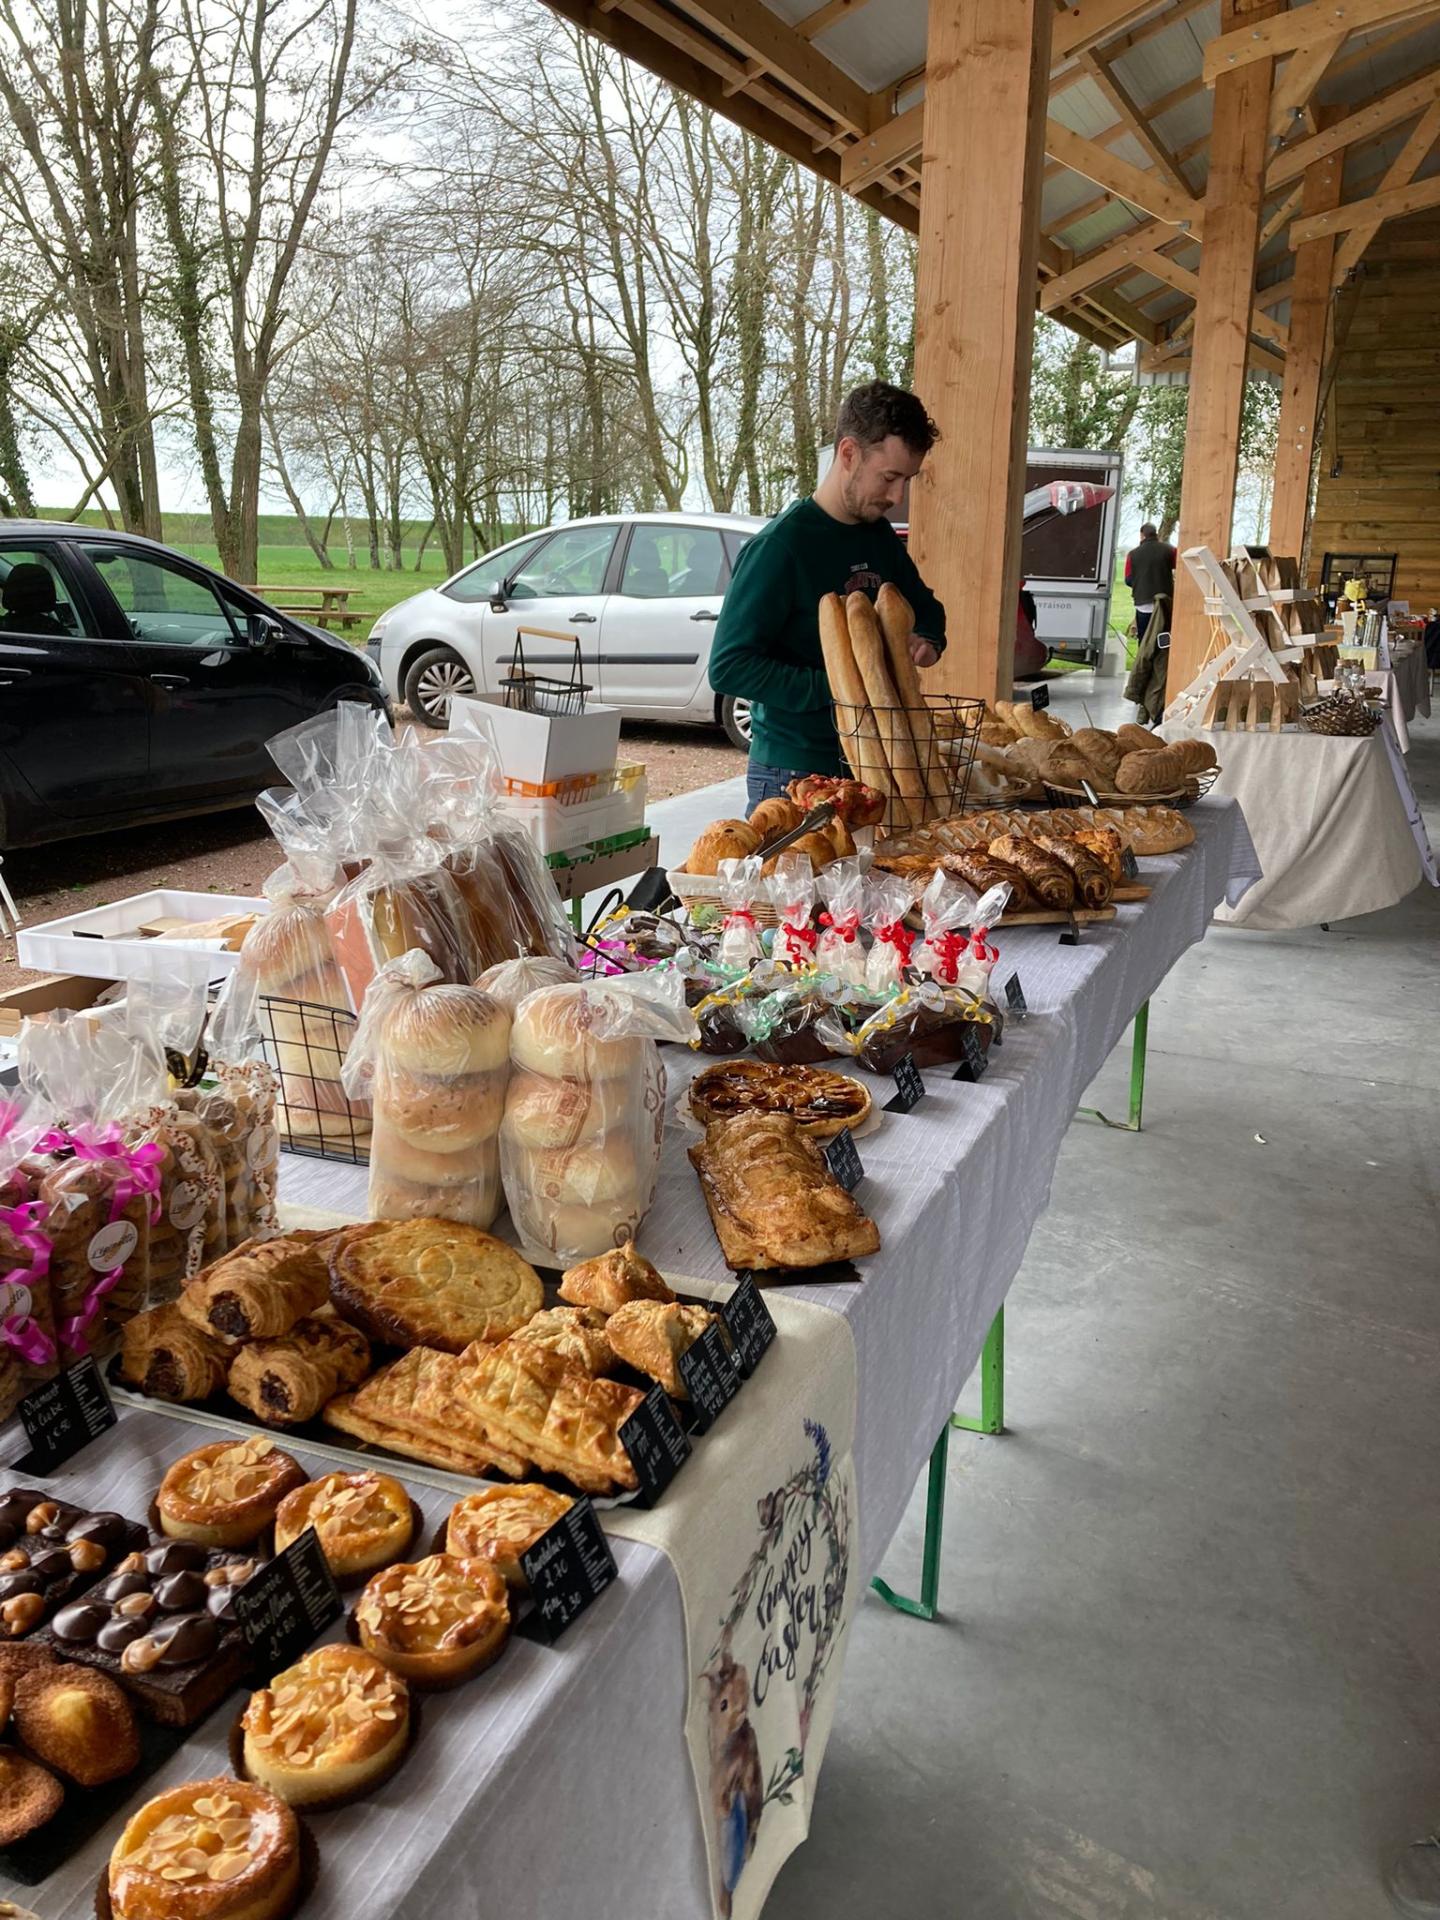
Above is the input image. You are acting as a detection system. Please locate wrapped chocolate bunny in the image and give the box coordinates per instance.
[863,872,919,996]
[766,853,819,970]
[815,859,868,988]
[717,856,765,970]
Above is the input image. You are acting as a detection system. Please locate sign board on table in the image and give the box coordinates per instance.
[822,1127,864,1191]
[519,1497,618,1641]
[721,1273,777,1377]
[884,1052,926,1113]
[17,1358,116,1472]
[234,1527,343,1675]
[677,1321,742,1431]
[620,1385,692,1506]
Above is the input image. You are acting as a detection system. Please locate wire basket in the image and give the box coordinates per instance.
[1300,693,1382,737]
[498,627,593,716]
[257,995,371,1165]
[1042,765,1220,811]
[832,694,984,832]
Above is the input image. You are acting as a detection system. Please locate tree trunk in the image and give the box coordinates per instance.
[263,401,334,567]
[0,326,34,516]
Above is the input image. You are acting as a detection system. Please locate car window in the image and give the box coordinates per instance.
[620,525,727,599]
[0,547,85,639]
[509,525,617,601]
[445,535,548,604]
[86,547,242,648]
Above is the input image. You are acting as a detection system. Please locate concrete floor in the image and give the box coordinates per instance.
[763,666,1440,1919]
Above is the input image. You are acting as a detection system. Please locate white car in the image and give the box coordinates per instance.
[367,511,766,748]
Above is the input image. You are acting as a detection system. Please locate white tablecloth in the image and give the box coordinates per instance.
[2,801,1258,1920]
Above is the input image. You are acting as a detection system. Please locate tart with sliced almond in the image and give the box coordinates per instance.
[445,1486,574,1591]
[272,1472,415,1582]
[241,1643,409,1808]
[106,1776,302,1920]
[156,1438,307,1548]
[353,1553,509,1688]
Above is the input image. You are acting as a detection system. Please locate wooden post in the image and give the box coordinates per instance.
[1269,112,1342,560]
[907,0,1053,702]
[1168,0,1283,697]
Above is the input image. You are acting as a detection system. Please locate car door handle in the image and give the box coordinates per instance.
[149,673,189,689]
[568,612,597,623]
[690,610,718,622]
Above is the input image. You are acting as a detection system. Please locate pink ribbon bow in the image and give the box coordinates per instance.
[0,1200,57,1368]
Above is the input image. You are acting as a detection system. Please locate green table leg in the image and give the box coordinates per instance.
[569,896,584,934]
[1078,997,1149,1133]
[952,1307,1004,1435]
[871,1424,948,1621]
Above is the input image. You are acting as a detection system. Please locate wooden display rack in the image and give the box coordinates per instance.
[1169,546,1331,732]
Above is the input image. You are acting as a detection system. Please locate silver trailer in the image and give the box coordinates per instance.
[1022,447,1124,668]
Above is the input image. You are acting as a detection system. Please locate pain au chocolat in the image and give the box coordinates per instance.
[242,1643,409,1808]
[107,1776,302,1920]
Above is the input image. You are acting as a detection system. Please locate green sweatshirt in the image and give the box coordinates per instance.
[708,497,947,775]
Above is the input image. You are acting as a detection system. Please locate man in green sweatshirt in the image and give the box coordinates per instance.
[708,380,948,815]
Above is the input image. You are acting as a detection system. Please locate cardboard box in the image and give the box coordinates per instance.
[450,692,621,785]
[0,974,119,1039]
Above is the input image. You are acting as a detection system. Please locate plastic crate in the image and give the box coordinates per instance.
[500,773,647,855]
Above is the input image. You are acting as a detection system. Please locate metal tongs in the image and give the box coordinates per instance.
[751,801,836,864]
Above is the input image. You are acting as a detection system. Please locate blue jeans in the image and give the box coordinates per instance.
[745,761,803,816]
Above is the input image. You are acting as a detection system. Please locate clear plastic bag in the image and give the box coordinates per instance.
[766,853,818,971]
[863,873,919,996]
[474,955,580,1020]
[717,856,765,971]
[123,981,225,1302]
[187,968,283,1245]
[344,949,512,1230]
[815,858,868,987]
[501,971,696,1262]
[0,1093,59,1418]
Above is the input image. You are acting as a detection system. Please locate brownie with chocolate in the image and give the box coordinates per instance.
[39,1538,265,1728]
[0,1490,148,1641]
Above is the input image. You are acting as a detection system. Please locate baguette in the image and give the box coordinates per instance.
[818,592,892,804]
[876,584,950,812]
[846,591,926,828]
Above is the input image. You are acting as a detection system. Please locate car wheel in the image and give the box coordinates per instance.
[404,648,476,728]
[719,696,752,752]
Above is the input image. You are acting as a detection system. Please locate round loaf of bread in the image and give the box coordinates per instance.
[501,1070,607,1151]
[528,1140,638,1206]
[683,818,762,876]
[379,984,510,1076]
[509,986,647,1080]
[367,1162,502,1230]
[239,907,345,1001]
[473,955,578,1020]
[369,1119,491,1189]
[373,1062,506,1152]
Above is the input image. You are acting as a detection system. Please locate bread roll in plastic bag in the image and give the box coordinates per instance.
[344,949,511,1229]
[474,955,579,1021]
[501,970,697,1263]
[122,980,225,1302]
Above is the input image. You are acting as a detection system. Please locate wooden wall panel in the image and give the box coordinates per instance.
[1308,211,1440,611]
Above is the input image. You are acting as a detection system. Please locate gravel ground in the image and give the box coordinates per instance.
[0,717,744,996]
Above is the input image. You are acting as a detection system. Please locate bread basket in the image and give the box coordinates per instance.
[1042,766,1219,811]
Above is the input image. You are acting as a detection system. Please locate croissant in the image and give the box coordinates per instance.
[986,835,1076,909]
[227,1314,371,1426]
[941,852,1034,906]
[1028,830,1114,909]
[117,1303,232,1402]
[178,1232,336,1340]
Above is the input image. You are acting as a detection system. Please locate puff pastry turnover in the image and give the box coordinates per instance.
[688,1112,881,1270]
[604,1299,718,1400]
[323,1348,530,1480]
[506,1305,615,1377]
[451,1342,642,1496]
[329,1218,542,1351]
[558,1239,675,1316]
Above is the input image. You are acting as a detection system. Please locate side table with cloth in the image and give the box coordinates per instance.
[0,804,1258,1920]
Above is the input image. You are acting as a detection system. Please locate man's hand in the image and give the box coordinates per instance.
[909,637,939,670]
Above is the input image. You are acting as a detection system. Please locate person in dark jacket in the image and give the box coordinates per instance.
[1124,525,1177,644]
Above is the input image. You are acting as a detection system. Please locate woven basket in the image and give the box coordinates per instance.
[1300,694,1381,737]
[1042,766,1218,811]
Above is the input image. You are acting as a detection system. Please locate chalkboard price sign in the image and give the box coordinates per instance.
[520,1497,617,1642]
[822,1126,864,1191]
[17,1358,117,1473]
[1121,846,1140,881]
[1030,683,1051,711]
[233,1528,342,1675]
[1004,973,1028,1020]
[619,1385,692,1507]
[952,1022,990,1083]
[677,1321,741,1431]
[721,1272,777,1377]
[884,1051,925,1113]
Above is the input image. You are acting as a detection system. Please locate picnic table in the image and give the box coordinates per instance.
[253,582,365,631]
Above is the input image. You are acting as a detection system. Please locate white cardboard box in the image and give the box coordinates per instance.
[450,692,621,785]
[16,889,267,986]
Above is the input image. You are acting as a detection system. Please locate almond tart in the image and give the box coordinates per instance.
[107,1776,301,1920]
[241,1644,409,1808]
[273,1472,415,1581]
[445,1485,574,1591]
[688,1058,873,1139]
[157,1437,307,1548]
[354,1553,509,1687]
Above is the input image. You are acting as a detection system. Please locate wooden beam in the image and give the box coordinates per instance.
[663,0,875,133]
[1292,168,1440,243]
[1140,340,1287,375]
[794,0,878,41]
[1078,48,1192,193]
[1038,216,1178,308]
[1256,273,1295,307]
[910,0,1054,703]
[1267,34,1347,143]
[1331,97,1440,273]
[1258,183,1302,245]
[840,100,923,193]
[1268,65,1440,187]
[1134,248,1290,347]
[1045,118,1203,229]
[1204,0,1440,87]
[1053,0,1173,64]
[1082,283,1163,343]
[1270,122,1342,555]
[1172,0,1284,693]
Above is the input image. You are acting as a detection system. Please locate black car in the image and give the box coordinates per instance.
[0,523,389,849]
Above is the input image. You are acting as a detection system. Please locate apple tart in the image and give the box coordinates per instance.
[107,1776,301,1920]
[445,1485,574,1590]
[156,1437,307,1548]
[688,1059,872,1139]
[273,1471,414,1580]
[241,1644,409,1807]
[354,1553,509,1686]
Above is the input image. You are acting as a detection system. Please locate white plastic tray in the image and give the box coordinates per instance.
[16,889,267,985]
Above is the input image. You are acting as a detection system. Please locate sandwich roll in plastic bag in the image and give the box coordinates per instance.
[815,858,869,988]
[501,970,697,1263]
[0,1093,59,1419]
[474,954,579,1021]
[18,1015,164,1357]
[344,949,512,1230]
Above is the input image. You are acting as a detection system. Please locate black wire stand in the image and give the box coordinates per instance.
[257,995,370,1165]
[498,627,593,717]
[832,694,984,831]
